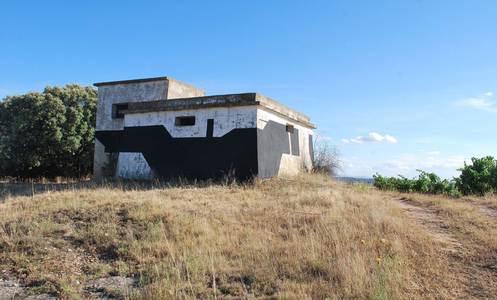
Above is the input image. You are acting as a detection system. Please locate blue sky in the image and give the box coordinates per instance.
[1,0,497,178]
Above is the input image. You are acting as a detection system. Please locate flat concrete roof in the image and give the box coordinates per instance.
[122,93,315,128]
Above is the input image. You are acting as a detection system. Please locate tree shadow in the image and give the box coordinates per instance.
[0,180,89,201]
[0,176,249,202]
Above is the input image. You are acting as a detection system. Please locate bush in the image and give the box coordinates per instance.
[373,156,497,197]
[312,136,341,176]
[373,170,461,197]
[455,156,497,196]
[0,85,97,179]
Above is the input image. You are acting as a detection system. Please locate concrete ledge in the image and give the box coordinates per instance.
[123,93,315,128]
[94,76,170,87]
[255,94,312,127]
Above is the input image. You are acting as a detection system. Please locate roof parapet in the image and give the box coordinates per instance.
[94,76,205,100]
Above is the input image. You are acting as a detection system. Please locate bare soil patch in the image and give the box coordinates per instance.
[395,198,461,252]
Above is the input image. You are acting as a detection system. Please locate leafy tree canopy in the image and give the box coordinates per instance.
[0,85,97,179]
[455,156,497,196]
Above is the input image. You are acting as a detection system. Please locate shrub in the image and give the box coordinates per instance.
[0,85,97,179]
[312,136,340,176]
[455,156,497,196]
[373,170,461,197]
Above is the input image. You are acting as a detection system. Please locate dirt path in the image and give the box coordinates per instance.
[395,198,461,253]
[473,203,497,219]
[393,197,497,299]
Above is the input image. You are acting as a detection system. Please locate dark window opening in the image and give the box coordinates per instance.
[175,116,196,126]
[112,103,128,119]
[286,124,294,133]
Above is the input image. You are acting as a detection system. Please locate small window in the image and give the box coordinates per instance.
[112,103,128,119]
[175,116,196,126]
[286,124,294,133]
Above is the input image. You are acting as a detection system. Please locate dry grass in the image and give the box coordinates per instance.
[0,175,468,299]
[398,192,497,255]
[396,193,497,298]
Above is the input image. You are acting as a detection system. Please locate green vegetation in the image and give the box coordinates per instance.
[373,156,497,197]
[455,156,497,196]
[373,170,460,197]
[0,85,96,179]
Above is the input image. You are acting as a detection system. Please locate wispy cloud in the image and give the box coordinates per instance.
[342,132,397,144]
[457,91,497,112]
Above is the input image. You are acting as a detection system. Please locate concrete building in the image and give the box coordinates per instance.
[93,76,315,180]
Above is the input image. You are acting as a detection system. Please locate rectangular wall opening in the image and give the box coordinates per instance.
[175,116,196,126]
[286,124,294,133]
[112,103,129,119]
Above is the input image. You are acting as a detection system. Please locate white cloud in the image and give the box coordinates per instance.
[342,132,398,144]
[460,98,495,110]
[457,92,497,112]
[383,135,398,143]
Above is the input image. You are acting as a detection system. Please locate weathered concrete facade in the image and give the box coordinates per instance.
[93,76,315,180]
[93,77,205,178]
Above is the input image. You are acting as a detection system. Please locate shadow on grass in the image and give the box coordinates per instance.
[0,176,246,202]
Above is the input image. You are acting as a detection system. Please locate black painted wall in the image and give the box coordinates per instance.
[96,126,258,180]
[96,120,305,181]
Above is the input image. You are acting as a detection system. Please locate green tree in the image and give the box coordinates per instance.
[0,85,97,178]
[455,156,496,196]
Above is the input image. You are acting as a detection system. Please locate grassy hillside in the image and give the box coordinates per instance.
[0,175,496,299]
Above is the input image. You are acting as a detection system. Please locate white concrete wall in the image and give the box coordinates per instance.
[117,153,155,180]
[166,78,205,99]
[124,106,257,138]
[257,108,314,178]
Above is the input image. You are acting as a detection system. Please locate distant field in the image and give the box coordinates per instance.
[0,175,496,299]
[335,176,374,185]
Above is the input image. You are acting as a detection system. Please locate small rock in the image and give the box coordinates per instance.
[86,276,137,299]
[0,279,56,300]
[0,279,23,299]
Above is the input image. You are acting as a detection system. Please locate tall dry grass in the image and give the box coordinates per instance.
[0,175,452,299]
[397,192,497,297]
